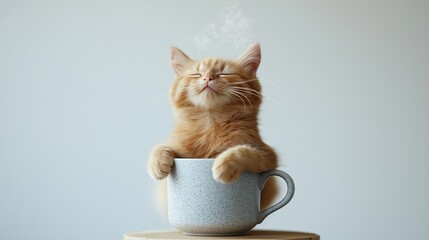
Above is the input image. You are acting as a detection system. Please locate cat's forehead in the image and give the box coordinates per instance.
[195,58,237,72]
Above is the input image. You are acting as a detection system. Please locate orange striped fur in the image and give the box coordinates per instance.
[148,43,278,210]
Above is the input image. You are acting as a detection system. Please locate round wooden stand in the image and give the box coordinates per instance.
[123,230,319,240]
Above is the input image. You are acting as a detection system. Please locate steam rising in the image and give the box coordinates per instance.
[193,2,254,56]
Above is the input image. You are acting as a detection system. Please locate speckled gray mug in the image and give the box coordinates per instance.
[167,158,295,236]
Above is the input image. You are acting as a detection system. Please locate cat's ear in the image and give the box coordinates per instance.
[238,43,261,76]
[171,47,193,76]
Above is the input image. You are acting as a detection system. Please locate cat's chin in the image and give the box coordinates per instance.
[189,92,230,109]
[200,86,217,94]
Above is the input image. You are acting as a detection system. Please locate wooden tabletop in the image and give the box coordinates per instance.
[123,230,319,240]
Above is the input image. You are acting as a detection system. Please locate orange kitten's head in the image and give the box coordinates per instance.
[169,43,262,110]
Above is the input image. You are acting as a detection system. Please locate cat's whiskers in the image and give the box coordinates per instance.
[228,79,260,85]
[229,79,278,104]
[228,78,278,87]
[231,86,278,104]
[217,84,250,111]
[259,77,279,87]
[228,91,249,110]
[231,86,263,99]
[230,89,253,111]
[235,90,263,100]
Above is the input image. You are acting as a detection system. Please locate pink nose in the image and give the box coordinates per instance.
[203,74,214,82]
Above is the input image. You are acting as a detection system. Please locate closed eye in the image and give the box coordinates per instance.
[187,73,202,78]
[217,73,237,77]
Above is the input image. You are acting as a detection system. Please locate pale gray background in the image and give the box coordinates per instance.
[1,0,428,239]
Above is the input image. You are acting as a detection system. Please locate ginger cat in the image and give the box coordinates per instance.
[148,43,279,210]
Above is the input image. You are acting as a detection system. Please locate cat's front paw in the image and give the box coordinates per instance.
[212,149,244,184]
[148,145,174,180]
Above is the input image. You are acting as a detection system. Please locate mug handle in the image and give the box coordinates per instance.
[257,170,295,224]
